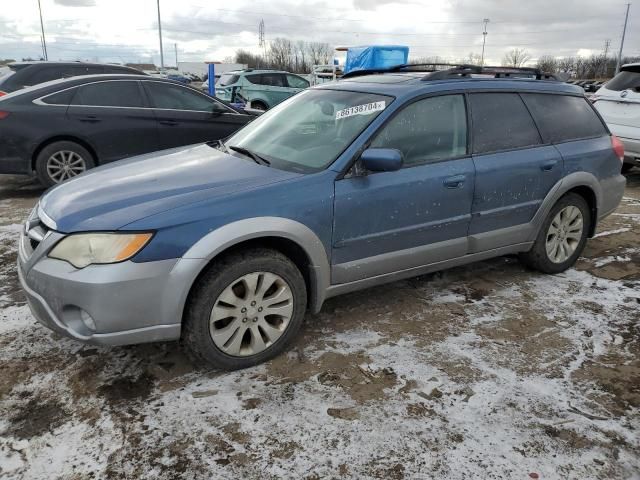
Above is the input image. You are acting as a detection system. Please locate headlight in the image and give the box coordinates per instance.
[49,232,153,268]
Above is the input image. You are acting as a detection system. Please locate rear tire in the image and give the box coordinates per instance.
[35,141,95,188]
[519,193,590,274]
[182,248,307,370]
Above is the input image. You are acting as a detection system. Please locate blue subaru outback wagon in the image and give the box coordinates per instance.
[18,65,626,370]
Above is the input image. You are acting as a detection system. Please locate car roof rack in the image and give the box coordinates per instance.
[341,63,558,81]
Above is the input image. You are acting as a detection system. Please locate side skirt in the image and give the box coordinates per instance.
[325,242,533,299]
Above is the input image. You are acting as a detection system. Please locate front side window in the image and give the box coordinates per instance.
[370,95,467,166]
[286,74,310,89]
[144,82,216,111]
[72,81,144,107]
[522,93,607,143]
[470,93,542,154]
[226,89,392,173]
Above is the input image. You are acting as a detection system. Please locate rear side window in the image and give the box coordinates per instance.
[248,73,286,87]
[470,93,542,154]
[246,74,262,85]
[371,94,467,166]
[72,81,144,107]
[41,88,78,105]
[522,94,607,143]
[604,69,640,92]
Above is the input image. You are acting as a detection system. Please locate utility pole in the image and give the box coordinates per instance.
[258,19,266,67]
[602,39,611,78]
[615,3,631,75]
[480,18,490,66]
[156,0,164,73]
[174,43,178,69]
[37,0,48,61]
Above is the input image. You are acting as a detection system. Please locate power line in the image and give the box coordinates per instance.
[37,0,48,60]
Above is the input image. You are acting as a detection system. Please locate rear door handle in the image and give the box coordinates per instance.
[159,120,179,126]
[541,159,559,171]
[443,174,466,189]
[79,115,100,123]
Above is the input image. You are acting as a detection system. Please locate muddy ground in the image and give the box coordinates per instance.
[0,172,638,479]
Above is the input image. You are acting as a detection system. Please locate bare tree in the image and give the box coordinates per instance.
[536,55,558,73]
[462,52,482,65]
[501,48,531,68]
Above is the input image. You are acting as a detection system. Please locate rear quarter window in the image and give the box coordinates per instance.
[521,93,607,143]
[470,92,542,154]
[41,88,78,105]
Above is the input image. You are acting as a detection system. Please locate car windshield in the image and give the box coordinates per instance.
[225,89,393,173]
[218,73,239,86]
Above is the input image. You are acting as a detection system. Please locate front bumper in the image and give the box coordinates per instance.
[17,224,184,346]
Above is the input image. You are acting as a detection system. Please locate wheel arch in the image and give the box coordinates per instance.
[171,217,331,327]
[31,135,98,171]
[533,172,602,240]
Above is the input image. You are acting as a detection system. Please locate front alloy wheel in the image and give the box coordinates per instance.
[182,248,307,370]
[210,272,294,357]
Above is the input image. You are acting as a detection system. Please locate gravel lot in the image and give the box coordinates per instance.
[0,172,639,479]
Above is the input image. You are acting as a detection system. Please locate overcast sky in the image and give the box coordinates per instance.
[0,0,638,67]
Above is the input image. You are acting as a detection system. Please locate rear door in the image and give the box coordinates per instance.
[66,79,160,163]
[332,94,474,283]
[468,92,563,250]
[142,80,249,149]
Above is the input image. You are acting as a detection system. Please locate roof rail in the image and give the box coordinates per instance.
[423,65,558,81]
[341,63,558,81]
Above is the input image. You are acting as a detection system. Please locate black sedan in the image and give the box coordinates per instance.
[0,75,253,186]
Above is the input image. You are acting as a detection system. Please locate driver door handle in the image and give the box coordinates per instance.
[443,174,466,189]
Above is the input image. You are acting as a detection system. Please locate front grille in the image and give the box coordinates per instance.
[23,207,51,257]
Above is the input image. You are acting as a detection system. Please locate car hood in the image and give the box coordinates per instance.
[39,144,301,232]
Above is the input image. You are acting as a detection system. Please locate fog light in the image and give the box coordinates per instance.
[79,309,97,332]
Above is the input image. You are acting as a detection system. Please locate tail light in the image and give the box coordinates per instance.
[611,135,625,163]
[0,91,6,97]
[0,110,9,120]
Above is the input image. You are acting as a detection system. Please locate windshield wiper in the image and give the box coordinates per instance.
[228,145,271,166]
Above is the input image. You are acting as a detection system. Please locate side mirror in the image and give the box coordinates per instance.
[360,148,403,172]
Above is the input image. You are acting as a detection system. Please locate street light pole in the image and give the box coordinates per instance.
[37,0,48,60]
[156,0,164,72]
[615,3,631,75]
[480,18,490,66]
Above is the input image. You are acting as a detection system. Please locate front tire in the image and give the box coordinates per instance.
[35,141,95,187]
[519,193,590,274]
[182,248,307,370]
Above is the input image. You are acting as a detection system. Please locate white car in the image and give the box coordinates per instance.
[594,63,640,173]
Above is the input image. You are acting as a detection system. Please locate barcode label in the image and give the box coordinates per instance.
[335,101,386,120]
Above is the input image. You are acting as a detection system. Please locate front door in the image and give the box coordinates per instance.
[142,80,249,149]
[332,94,474,284]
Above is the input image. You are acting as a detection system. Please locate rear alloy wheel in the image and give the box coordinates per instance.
[182,248,307,370]
[35,141,95,187]
[519,193,590,274]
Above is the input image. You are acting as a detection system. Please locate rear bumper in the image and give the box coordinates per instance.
[598,173,627,220]
[607,124,640,163]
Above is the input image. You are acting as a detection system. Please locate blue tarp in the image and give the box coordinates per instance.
[343,45,409,74]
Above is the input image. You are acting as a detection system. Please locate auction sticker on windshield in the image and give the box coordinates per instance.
[335,101,386,120]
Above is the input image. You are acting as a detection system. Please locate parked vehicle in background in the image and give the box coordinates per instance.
[0,75,253,186]
[0,61,144,96]
[166,73,192,84]
[17,65,626,370]
[594,63,640,172]
[214,69,310,110]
